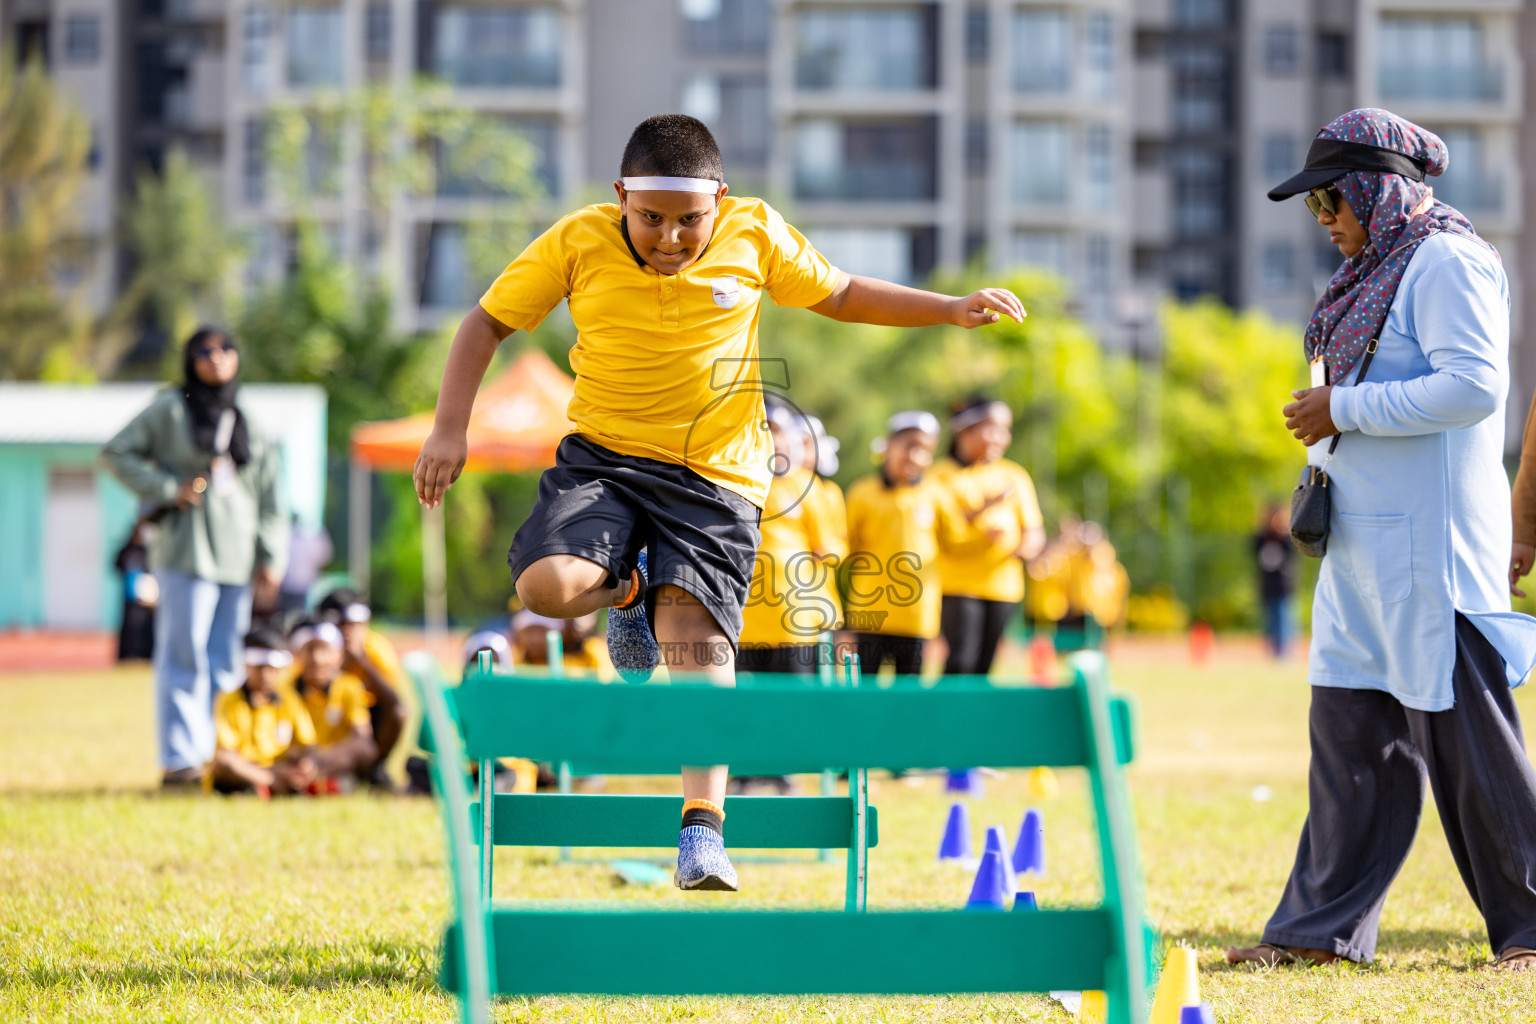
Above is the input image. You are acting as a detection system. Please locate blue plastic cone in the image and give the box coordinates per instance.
[944,768,983,796]
[1013,890,1038,911]
[985,825,1017,895]
[1179,1004,1216,1024]
[1013,807,1045,877]
[964,849,1008,910]
[937,802,973,861]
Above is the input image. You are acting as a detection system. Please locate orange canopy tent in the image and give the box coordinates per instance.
[346,349,575,632]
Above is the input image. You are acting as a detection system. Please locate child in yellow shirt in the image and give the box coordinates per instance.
[318,588,408,790]
[210,628,318,797]
[285,619,377,784]
[411,114,1024,892]
[844,411,945,676]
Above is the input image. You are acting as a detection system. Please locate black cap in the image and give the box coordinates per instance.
[1268,137,1429,201]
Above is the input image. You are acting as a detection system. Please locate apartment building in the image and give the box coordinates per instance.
[3,0,1529,358]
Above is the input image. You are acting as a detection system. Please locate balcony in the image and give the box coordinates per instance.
[424,7,563,90]
[793,119,938,202]
[793,9,937,92]
[1435,173,1504,215]
[1378,62,1504,104]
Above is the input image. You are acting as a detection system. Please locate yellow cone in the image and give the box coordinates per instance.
[1024,766,1060,801]
[1078,990,1107,1022]
[1149,945,1200,1024]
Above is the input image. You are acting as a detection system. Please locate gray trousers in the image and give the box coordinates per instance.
[1263,614,1536,962]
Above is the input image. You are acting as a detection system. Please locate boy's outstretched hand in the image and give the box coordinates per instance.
[953,288,1027,328]
[415,429,468,509]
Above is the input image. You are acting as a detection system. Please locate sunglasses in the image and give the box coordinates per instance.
[1304,184,1343,218]
[192,341,235,360]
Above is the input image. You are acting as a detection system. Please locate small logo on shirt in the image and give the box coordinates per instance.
[710,276,741,309]
[275,722,292,746]
[326,707,342,726]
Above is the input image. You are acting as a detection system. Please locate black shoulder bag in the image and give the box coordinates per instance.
[1289,337,1378,558]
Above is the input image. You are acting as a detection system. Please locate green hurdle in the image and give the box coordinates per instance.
[405,650,1151,1024]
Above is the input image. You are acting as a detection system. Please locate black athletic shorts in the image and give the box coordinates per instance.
[506,435,763,646]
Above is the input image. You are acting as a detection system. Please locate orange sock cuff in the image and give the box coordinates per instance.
[682,798,724,820]
[613,569,642,610]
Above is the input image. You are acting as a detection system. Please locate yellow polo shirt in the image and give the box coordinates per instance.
[215,686,315,767]
[930,457,1043,603]
[844,474,945,639]
[741,469,841,645]
[479,197,842,507]
[290,672,372,747]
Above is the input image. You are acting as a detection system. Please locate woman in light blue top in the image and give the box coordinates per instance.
[1226,109,1536,972]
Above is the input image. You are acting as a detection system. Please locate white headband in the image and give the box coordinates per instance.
[621,176,723,194]
[462,630,511,665]
[342,602,371,623]
[888,410,940,438]
[289,622,343,652]
[948,401,1010,434]
[244,648,293,668]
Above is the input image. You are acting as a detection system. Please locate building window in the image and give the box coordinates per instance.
[966,5,988,62]
[1263,25,1300,75]
[805,228,924,285]
[1085,125,1114,212]
[1262,134,1296,181]
[1009,230,1069,277]
[965,119,988,176]
[287,5,345,88]
[1084,234,1111,318]
[1173,0,1227,29]
[1316,31,1349,79]
[1010,121,1070,205]
[1170,44,1229,131]
[1083,12,1116,101]
[1432,126,1500,214]
[1379,16,1499,103]
[422,223,473,308]
[243,117,266,204]
[425,5,562,88]
[435,116,560,198]
[680,73,768,166]
[1262,242,1295,292]
[1012,9,1071,94]
[366,4,392,62]
[1171,148,1227,238]
[682,0,770,56]
[243,6,273,96]
[63,16,101,65]
[793,118,938,201]
[795,8,936,91]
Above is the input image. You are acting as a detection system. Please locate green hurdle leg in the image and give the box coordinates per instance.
[843,653,868,913]
[475,650,496,908]
[545,631,576,863]
[819,631,836,864]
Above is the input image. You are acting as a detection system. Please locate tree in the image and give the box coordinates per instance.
[0,52,91,380]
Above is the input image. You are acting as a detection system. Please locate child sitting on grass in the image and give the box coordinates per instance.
[285,618,377,788]
[412,113,1023,891]
[209,628,318,797]
[317,589,408,790]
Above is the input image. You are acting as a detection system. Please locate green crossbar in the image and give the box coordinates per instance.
[404,650,1151,1024]
[469,794,878,850]
[441,908,1115,995]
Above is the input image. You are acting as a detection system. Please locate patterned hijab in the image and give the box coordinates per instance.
[1305,108,1495,381]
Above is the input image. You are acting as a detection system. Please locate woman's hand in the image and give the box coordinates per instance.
[1284,386,1338,446]
[1511,542,1535,597]
[950,288,1027,328]
[174,478,206,509]
[414,429,468,509]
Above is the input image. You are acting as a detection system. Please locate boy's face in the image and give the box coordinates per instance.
[885,430,936,485]
[614,184,726,275]
[299,640,342,687]
[245,661,281,696]
[339,620,368,656]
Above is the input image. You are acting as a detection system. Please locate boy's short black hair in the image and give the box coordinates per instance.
[620,114,724,183]
[244,626,286,651]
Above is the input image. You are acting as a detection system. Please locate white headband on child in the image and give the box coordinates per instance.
[342,602,371,623]
[948,401,1010,434]
[462,629,511,666]
[620,176,724,194]
[244,648,293,668]
[888,410,941,438]
[289,621,343,652]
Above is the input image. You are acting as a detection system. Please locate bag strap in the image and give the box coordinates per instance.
[1322,337,1379,459]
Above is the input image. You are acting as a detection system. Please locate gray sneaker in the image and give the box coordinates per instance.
[674,824,739,891]
[607,551,658,682]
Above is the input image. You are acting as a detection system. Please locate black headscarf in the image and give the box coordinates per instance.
[181,326,251,466]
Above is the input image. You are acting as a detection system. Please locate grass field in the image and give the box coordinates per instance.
[3,645,1535,1022]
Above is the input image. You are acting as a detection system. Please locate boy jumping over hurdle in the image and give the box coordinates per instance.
[414,114,1023,892]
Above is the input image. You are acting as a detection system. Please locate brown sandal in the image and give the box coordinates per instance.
[1225,942,1342,967]
[1493,946,1536,971]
